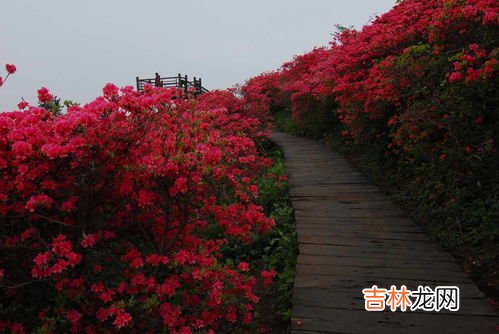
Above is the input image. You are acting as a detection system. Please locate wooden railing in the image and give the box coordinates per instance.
[136,73,209,95]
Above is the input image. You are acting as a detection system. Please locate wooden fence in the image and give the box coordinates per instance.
[136,73,209,95]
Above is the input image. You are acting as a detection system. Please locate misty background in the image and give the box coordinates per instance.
[1,0,395,110]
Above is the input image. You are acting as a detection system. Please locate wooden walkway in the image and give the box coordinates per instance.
[270,132,498,334]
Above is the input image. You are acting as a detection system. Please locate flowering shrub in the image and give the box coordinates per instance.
[0,84,276,333]
[244,0,498,294]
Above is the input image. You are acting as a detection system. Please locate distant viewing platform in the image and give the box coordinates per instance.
[136,73,209,95]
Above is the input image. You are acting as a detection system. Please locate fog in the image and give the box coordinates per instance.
[1,0,396,110]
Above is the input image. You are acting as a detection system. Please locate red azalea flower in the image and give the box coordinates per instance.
[238,262,250,272]
[17,101,29,109]
[37,87,54,103]
[113,312,132,329]
[5,64,16,74]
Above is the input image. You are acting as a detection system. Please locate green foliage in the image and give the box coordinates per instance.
[334,24,354,32]
[39,96,63,116]
[256,142,297,321]
[272,109,300,135]
[273,103,340,140]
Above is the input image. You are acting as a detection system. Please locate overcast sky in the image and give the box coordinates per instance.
[1,0,396,110]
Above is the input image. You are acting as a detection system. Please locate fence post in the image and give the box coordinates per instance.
[178,73,182,90]
[184,75,188,95]
[199,78,202,93]
[136,76,140,91]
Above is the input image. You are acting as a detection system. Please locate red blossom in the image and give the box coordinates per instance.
[61,197,78,212]
[449,71,463,82]
[37,87,54,103]
[102,83,119,99]
[17,101,29,109]
[81,234,98,248]
[261,270,277,287]
[34,252,51,266]
[6,64,16,74]
[20,227,37,241]
[11,323,25,334]
[25,194,54,212]
[66,310,82,326]
[96,308,110,322]
[145,254,169,266]
[51,235,73,256]
[157,277,180,297]
[238,262,250,272]
[113,312,132,329]
[169,176,188,196]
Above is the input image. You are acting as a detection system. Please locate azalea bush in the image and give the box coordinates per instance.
[244,0,498,294]
[0,84,278,333]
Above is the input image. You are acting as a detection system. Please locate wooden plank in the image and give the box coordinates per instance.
[296,252,460,268]
[269,132,498,333]
[295,228,431,241]
[294,209,407,219]
[291,306,497,334]
[292,216,415,223]
[295,221,419,230]
[297,244,452,261]
[293,275,487,299]
[295,264,470,283]
[297,234,437,248]
[295,222,425,232]
[291,288,496,316]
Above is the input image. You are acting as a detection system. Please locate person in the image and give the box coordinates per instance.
[155,72,161,87]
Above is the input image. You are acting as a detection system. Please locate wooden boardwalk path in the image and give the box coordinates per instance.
[270,132,498,334]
